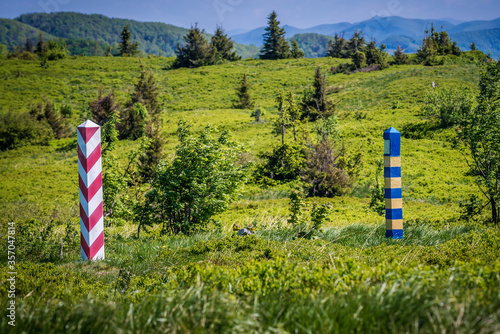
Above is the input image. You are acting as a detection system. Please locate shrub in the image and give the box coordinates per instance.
[139,120,250,235]
[256,143,306,183]
[421,86,475,127]
[0,112,54,151]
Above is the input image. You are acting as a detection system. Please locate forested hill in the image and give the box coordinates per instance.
[0,12,259,58]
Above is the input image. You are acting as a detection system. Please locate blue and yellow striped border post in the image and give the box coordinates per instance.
[384,127,403,239]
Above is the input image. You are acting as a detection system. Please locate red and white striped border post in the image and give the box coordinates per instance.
[77,120,105,260]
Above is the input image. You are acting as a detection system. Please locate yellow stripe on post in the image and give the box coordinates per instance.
[384,156,401,167]
[384,177,402,189]
[386,219,403,230]
[385,198,402,209]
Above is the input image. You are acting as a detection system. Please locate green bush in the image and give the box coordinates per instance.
[0,112,54,151]
[140,120,250,235]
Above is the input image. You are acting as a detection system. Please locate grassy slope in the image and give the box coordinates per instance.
[0,56,479,223]
[0,56,498,333]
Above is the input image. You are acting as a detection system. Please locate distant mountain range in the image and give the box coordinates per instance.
[0,13,498,59]
[230,16,500,58]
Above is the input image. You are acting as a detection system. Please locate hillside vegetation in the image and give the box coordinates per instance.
[0,53,499,332]
[0,12,260,58]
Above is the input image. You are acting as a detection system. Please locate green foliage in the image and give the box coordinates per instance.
[369,160,385,216]
[140,120,249,235]
[0,111,53,151]
[260,11,290,60]
[119,102,149,140]
[173,25,213,68]
[256,143,306,183]
[28,100,68,139]
[455,61,500,224]
[392,45,408,65]
[289,38,305,59]
[328,31,388,73]
[310,202,331,231]
[302,67,335,121]
[417,25,461,65]
[287,187,306,228]
[210,26,240,63]
[118,24,139,57]
[233,73,254,109]
[422,85,475,127]
[138,115,164,182]
[250,107,265,123]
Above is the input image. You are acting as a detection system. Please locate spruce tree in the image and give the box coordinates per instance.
[290,38,305,58]
[260,11,290,60]
[302,67,334,121]
[393,46,408,65]
[233,74,254,109]
[174,25,212,68]
[118,24,139,57]
[131,64,160,115]
[211,26,240,62]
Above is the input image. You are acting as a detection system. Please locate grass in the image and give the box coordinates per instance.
[0,54,498,332]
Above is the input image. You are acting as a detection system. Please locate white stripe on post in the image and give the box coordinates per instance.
[77,120,105,260]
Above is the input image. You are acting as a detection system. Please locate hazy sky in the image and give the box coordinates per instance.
[1,0,499,31]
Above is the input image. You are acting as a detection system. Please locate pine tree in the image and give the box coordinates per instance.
[260,11,290,60]
[138,115,164,182]
[233,74,254,109]
[302,67,334,121]
[326,33,348,58]
[131,63,160,115]
[118,24,139,57]
[393,45,408,65]
[470,42,477,51]
[290,38,305,58]
[35,33,48,57]
[174,25,213,68]
[211,26,240,62]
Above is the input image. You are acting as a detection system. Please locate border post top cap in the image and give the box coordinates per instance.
[78,120,100,128]
[384,127,400,134]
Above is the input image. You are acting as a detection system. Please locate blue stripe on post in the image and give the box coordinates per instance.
[385,188,402,199]
[384,167,401,178]
[385,208,403,220]
[385,230,403,239]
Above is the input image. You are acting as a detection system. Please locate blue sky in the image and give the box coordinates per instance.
[1,0,499,31]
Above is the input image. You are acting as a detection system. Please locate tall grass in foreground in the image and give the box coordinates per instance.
[2,280,499,333]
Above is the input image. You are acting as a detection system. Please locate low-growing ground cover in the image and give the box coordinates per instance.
[0,54,498,332]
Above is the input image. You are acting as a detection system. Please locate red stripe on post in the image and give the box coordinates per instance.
[78,126,99,144]
[78,143,101,173]
[89,232,104,259]
[79,172,102,203]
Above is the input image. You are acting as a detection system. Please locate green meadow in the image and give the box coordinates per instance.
[0,55,499,333]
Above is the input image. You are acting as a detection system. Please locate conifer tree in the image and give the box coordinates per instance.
[35,33,48,57]
[233,74,254,109]
[260,11,290,60]
[211,26,240,62]
[290,38,305,58]
[118,24,139,57]
[174,25,213,68]
[302,67,334,121]
[393,46,408,65]
[131,64,160,115]
[326,33,348,58]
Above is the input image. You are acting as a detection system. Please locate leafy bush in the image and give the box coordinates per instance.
[421,86,475,127]
[0,111,54,151]
[256,143,306,183]
[140,120,250,235]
